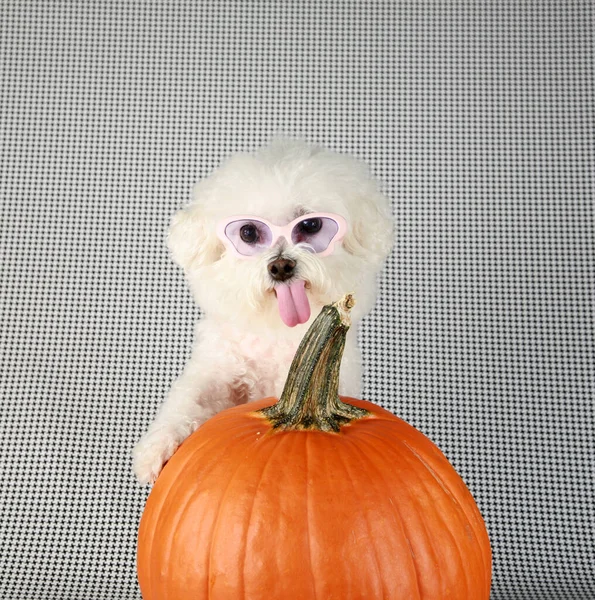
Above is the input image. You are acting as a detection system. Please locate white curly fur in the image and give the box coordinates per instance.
[132,138,393,484]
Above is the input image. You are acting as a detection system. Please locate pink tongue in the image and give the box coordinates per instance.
[275,280,311,327]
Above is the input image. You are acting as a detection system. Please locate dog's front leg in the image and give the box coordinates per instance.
[132,336,244,485]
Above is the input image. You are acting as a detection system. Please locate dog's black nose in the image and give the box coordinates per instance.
[268,258,296,282]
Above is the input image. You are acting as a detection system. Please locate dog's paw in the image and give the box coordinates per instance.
[132,428,180,485]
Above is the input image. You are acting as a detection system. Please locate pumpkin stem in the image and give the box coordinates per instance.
[258,293,369,432]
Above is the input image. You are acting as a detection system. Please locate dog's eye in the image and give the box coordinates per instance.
[240,224,259,244]
[298,218,322,234]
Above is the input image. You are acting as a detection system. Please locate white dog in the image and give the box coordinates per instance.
[132,138,393,484]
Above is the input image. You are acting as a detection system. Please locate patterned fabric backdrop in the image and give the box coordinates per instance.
[1,1,593,598]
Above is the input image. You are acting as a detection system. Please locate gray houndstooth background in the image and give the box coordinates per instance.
[1,1,593,598]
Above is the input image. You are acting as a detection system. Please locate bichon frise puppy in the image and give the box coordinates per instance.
[133,138,393,484]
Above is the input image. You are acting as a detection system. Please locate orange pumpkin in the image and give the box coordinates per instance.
[137,295,492,599]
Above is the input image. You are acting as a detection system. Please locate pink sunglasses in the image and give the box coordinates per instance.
[216,213,347,258]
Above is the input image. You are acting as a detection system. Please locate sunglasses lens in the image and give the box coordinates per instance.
[291,217,340,253]
[224,219,272,256]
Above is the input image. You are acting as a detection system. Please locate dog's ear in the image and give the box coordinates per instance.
[342,187,394,268]
[167,189,222,271]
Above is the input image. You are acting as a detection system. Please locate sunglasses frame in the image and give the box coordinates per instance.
[216,212,348,259]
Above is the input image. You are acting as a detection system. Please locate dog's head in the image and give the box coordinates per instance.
[168,138,393,331]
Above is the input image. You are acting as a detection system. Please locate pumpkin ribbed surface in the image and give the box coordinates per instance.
[137,397,491,599]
